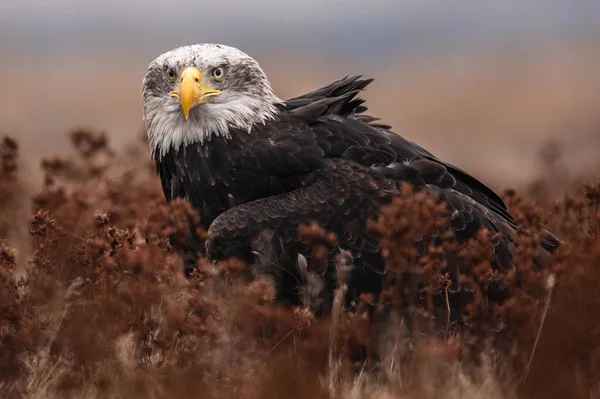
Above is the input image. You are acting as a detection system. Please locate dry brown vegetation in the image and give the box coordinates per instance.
[0,129,599,399]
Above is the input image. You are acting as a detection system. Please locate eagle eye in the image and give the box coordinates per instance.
[212,66,225,81]
[166,68,177,82]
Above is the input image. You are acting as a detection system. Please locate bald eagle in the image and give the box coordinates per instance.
[142,44,558,323]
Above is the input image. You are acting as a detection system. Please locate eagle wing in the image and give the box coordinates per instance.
[204,76,558,280]
[282,76,559,252]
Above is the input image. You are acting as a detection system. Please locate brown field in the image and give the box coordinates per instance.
[1,45,600,398]
[3,45,600,186]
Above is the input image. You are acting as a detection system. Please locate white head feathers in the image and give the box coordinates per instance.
[142,44,282,159]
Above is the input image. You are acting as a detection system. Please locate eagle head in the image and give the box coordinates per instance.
[141,44,281,158]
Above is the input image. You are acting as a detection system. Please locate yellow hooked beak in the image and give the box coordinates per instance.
[169,67,222,120]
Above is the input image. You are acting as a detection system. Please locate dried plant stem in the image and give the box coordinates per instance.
[445,288,451,339]
[523,273,556,382]
[328,283,346,398]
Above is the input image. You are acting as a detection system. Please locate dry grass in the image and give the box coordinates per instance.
[0,129,599,399]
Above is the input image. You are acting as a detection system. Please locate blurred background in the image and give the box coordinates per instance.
[1,0,599,188]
